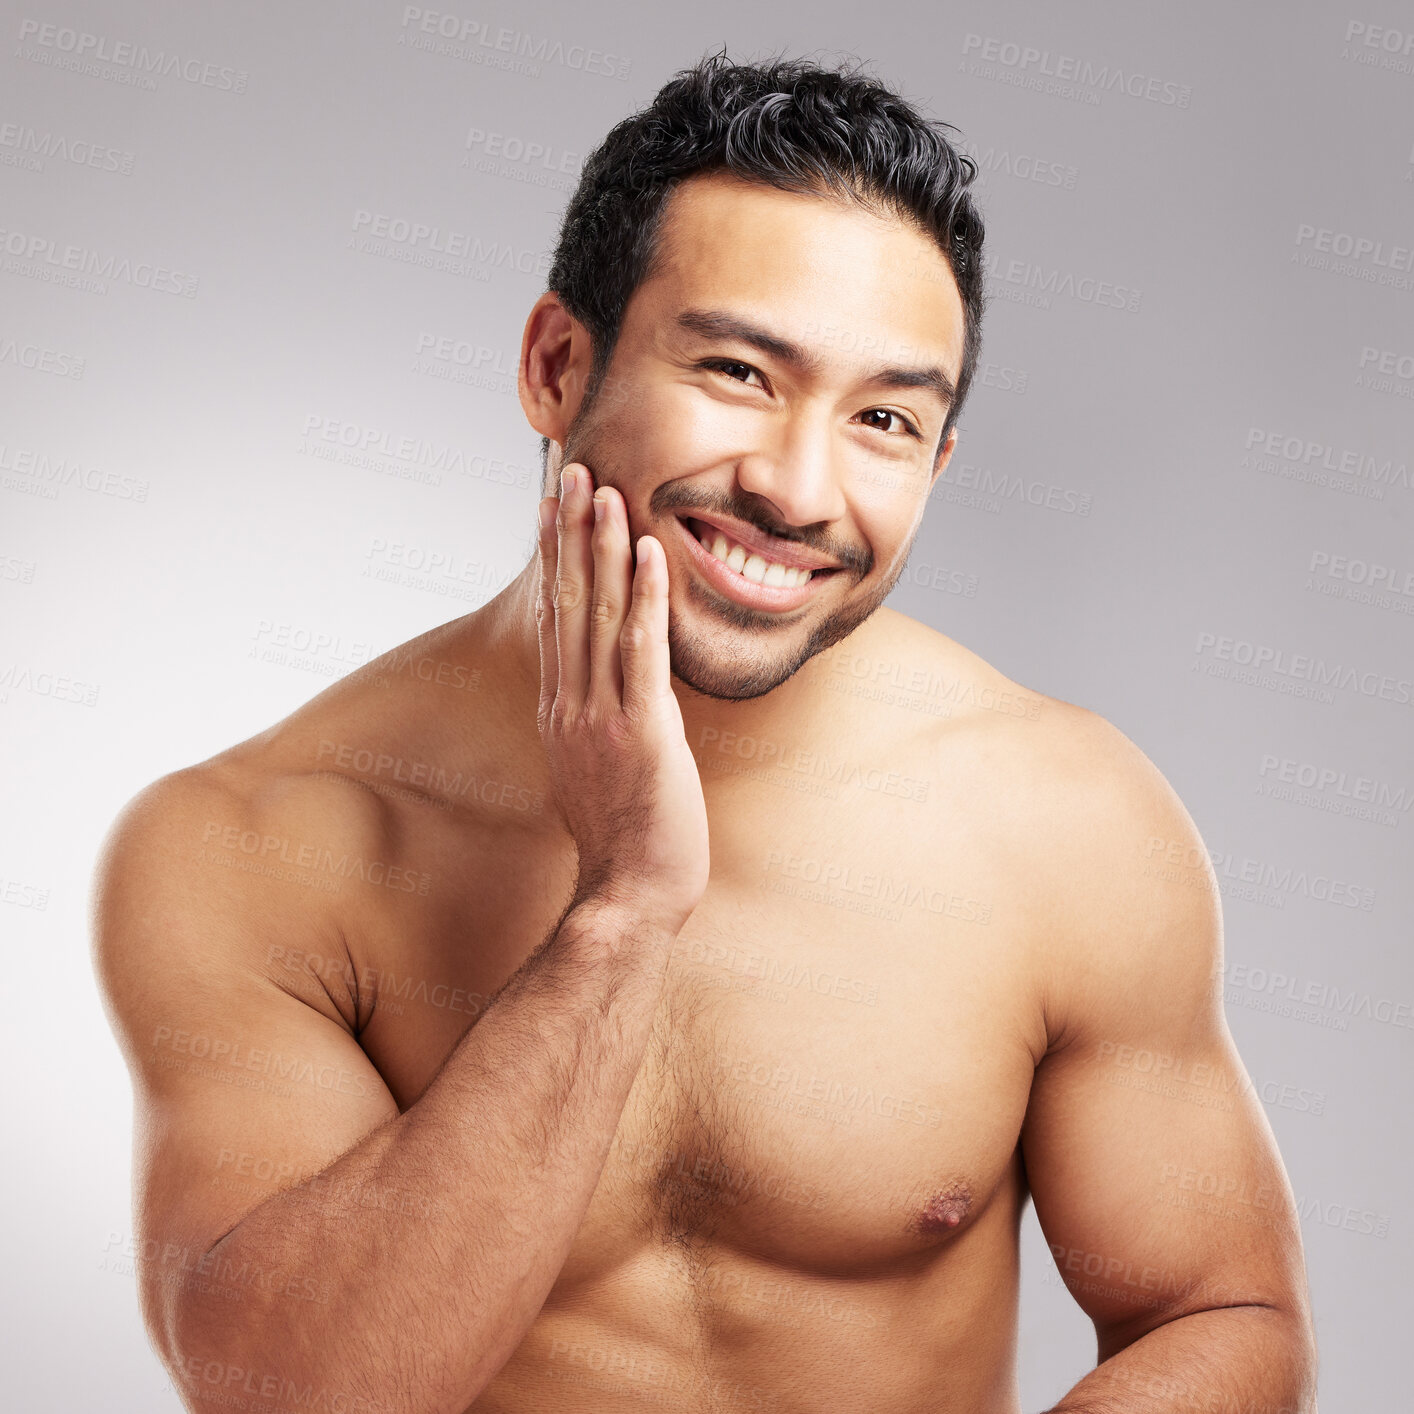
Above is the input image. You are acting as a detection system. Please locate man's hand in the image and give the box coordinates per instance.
[536,462,710,935]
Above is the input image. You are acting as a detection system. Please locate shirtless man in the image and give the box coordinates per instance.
[91,55,1317,1414]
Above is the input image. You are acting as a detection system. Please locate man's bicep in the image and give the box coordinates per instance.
[129,974,399,1253]
[92,776,401,1338]
[1022,1000,1303,1351]
[1020,757,1310,1355]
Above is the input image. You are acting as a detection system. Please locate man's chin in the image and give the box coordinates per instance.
[665,596,881,702]
[666,637,802,701]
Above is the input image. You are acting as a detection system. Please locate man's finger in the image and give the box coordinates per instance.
[588,487,632,708]
[621,535,670,719]
[554,464,594,709]
[535,495,560,721]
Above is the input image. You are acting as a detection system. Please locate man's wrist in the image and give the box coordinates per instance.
[560,891,688,962]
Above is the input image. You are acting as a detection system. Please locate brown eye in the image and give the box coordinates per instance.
[702,359,764,387]
[860,408,919,438]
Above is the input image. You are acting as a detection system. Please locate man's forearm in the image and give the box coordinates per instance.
[1041,1303,1318,1414]
[171,895,679,1414]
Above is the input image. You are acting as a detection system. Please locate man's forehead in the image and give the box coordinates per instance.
[641,172,964,380]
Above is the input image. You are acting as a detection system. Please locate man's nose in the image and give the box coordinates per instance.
[732,421,848,528]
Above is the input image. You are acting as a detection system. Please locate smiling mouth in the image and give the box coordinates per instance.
[679,515,841,589]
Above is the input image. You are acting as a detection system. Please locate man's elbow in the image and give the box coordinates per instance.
[1255,1299,1320,1408]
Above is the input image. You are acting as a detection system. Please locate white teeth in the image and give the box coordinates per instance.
[694,522,813,588]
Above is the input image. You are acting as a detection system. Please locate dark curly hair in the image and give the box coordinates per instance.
[542,47,986,479]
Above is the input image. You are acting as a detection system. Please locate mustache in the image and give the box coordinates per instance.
[647,482,870,576]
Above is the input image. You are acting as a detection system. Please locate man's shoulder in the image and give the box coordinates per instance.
[90,753,400,1005]
[99,755,399,879]
[872,614,1221,1040]
[868,608,1210,891]
[90,610,519,1044]
[102,608,496,870]
[871,609,1174,786]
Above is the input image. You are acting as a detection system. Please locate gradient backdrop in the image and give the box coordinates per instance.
[2,1,1411,1408]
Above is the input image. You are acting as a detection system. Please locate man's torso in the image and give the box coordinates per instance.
[202,605,1086,1414]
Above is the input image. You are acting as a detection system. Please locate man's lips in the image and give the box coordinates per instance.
[673,510,842,573]
[671,513,841,612]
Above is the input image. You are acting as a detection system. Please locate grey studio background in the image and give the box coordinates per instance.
[2,1,1410,1409]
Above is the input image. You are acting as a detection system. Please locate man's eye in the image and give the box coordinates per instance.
[702,359,764,387]
[859,408,921,439]
[700,363,919,440]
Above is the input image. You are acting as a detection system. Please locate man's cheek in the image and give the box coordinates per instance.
[638,391,745,472]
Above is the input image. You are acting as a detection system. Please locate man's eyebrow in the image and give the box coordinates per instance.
[674,306,956,412]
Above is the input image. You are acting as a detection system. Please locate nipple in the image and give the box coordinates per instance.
[914,1182,972,1234]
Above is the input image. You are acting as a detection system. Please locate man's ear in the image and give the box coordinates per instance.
[929,424,959,492]
[518,292,594,444]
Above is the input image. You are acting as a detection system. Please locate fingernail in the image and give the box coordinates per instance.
[538,498,555,530]
[592,491,606,522]
[560,465,576,496]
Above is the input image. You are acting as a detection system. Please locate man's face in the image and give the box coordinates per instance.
[559,171,965,701]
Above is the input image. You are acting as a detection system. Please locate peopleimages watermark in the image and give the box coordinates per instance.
[1143,834,1376,911]
[164,1348,391,1414]
[932,459,1093,515]
[1097,1041,1326,1117]
[213,1148,449,1225]
[315,738,544,815]
[0,663,100,706]
[962,140,1078,191]
[763,849,992,925]
[412,332,518,394]
[149,1025,374,1099]
[349,209,550,278]
[397,8,630,80]
[1306,549,1414,615]
[959,32,1192,108]
[1292,222,1414,286]
[1152,1169,1391,1242]
[251,620,375,678]
[1359,345,1414,380]
[696,726,931,804]
[199,820,434,895]
[0,338,85,380]
[825,650,1045,723]
[1192,632,1413,708]
[99,1230,328,1306]
[0,553,36,583]
[1340,20,1414,74]
[1256,753,1411,827]
[982,249,1141,313]
[0,442,147,499]
[0,875,49,910]
[300,414,530,489]
[1242,425,1410,499]
[267,945,489,1021]
[679,933,881,1008]
[461,125,582,192]
[361,538,515,605]
[0,120,135,175]
[1221,961,1413,1032]
[0,224,199,296]
[14,19,250,93]
[1357,344,1414,401]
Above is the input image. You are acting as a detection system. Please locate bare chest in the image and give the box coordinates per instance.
[354,786,1045,1287]
[604,897,1034,1273]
